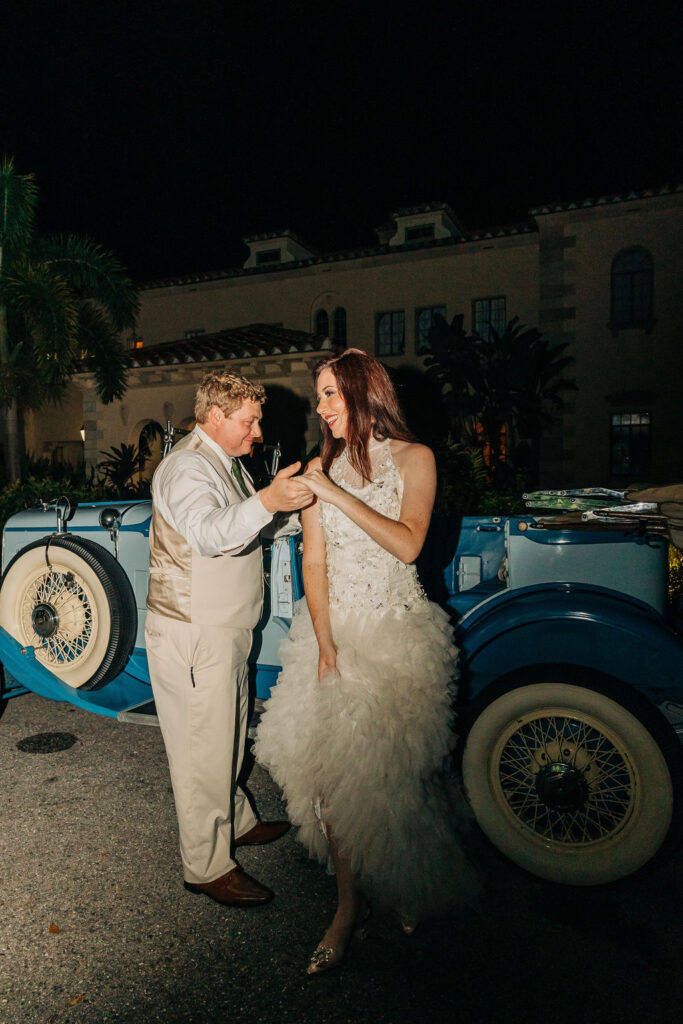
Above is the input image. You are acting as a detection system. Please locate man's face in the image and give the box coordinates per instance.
[213,399,264,457]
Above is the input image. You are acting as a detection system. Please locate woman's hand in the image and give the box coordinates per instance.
[302,467,341,504]
[317,640,338,681]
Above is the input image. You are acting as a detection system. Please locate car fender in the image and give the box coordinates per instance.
[457,582,683,704]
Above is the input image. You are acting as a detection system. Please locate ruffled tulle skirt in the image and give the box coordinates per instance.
[254,597,480,920]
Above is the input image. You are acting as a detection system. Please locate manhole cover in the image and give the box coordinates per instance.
[16,732,79,753]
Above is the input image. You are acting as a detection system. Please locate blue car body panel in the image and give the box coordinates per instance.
[1,505,681,721]
[457,582,683,703]
[0,500,304,714]
[0,626,152,717]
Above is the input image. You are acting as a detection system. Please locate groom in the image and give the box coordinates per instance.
[145,370,311,906]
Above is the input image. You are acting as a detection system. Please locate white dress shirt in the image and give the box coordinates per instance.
[152,426,273,557]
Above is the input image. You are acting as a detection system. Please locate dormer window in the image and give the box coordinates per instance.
[386,204,463,248]
[243,231,316,269]
[256,248,282,266]
[405,224,435,242]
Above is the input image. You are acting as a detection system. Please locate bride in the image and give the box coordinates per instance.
[254,348,477,975]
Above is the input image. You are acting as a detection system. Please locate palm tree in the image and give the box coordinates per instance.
[424,314,576,485]
[0,157,139,480]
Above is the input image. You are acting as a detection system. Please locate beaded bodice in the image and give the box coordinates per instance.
[319,438,426,612]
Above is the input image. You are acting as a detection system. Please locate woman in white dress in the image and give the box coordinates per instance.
[254,349,476,975]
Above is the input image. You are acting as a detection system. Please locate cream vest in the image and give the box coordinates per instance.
[146,431,263,627]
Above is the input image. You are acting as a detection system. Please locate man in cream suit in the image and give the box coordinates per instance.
[145,370,311,907]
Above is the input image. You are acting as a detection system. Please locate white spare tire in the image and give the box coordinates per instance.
[0,535,137,691]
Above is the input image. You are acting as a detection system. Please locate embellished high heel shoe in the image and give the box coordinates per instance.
[306,902,372,976]
[306,941,345,975]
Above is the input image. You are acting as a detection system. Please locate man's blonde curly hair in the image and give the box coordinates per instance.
[194,371,266,423]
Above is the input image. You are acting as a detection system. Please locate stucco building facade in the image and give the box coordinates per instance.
[24,185,682,489]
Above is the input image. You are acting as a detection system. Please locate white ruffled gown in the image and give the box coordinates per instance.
[254,439,478,920]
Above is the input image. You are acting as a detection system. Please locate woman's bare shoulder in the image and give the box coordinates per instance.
[389,439,435,469]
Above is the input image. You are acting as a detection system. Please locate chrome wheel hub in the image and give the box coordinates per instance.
[21,569,94,667]
[31,602,59,638]
[534,761,589,812]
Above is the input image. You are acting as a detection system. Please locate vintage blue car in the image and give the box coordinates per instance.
[1,494,681,888]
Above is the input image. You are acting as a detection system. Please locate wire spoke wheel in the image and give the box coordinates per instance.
[463,680,681,885]
[21,565,97,669]
[0,536,136,690]
[493,709,635,848]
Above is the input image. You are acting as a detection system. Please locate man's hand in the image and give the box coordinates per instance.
[258,462,314,514]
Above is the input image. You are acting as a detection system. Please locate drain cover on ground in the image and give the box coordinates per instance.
[16,732,78,753]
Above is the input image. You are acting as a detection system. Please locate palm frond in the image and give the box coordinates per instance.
[0,157,37,253]
[77,303,128,402]
[3,263,79,383]
[97,442,143,488]
[0,340,56,407]
[33,234,139,331]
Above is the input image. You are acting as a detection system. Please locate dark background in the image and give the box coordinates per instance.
[1,0,680,282]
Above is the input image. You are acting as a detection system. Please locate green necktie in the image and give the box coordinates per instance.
[232,458,250,497]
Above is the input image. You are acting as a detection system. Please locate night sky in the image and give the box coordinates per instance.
[2,1,680,282]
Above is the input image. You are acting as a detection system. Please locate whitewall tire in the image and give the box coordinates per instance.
[462,680,681,885]
[0,536,136,691]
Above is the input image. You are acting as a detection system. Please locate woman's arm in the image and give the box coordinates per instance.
[300,461,337,679]
[302,442,436,565]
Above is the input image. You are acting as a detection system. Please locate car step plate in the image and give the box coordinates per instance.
[117,700,160,726]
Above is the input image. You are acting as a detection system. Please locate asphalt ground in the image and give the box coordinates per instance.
[1,692,683,1024]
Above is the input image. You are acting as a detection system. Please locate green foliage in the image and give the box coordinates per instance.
[0,157,139,479]
[0,446,153,534]
[670,545,683,604]
[76,303,128,404]
[97,442,148,493]
[0,158,38,251]
[32,234,137,334]
[0,475,108,536]
[20,451,95,487]
[434,438,526,516]
[423,313,576,489]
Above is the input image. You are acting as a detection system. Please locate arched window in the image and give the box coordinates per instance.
[333,307,347,347]
[611,248,653,327]
[315,309,329,337]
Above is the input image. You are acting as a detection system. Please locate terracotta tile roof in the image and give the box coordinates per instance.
[123,323,330,368]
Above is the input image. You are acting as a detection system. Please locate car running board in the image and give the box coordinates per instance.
[117,700,160,726]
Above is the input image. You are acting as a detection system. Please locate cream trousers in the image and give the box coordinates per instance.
[145,610,259,884]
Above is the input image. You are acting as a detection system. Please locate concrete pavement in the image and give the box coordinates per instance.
[1,692,682,1024]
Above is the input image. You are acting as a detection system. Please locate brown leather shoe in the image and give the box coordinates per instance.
[234,819,291,848]
[184,866,273,906]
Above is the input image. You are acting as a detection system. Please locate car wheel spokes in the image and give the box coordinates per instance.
[21,569,96,667]
[496,712,635,846]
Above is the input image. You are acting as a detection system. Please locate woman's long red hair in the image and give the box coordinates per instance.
[314,348,415,482]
